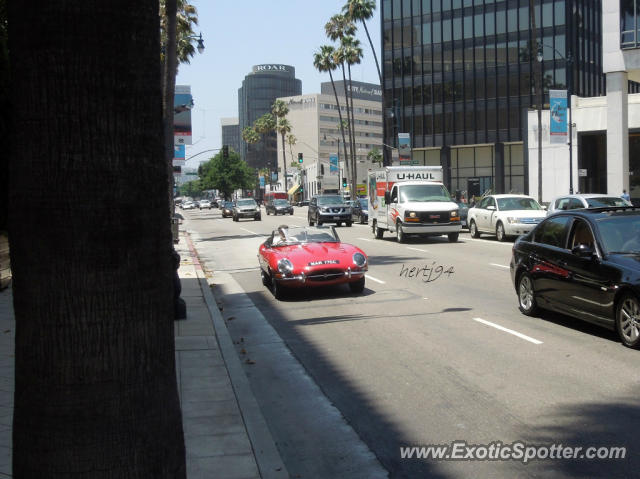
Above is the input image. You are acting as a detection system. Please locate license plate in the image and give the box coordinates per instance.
[334,216,341,220]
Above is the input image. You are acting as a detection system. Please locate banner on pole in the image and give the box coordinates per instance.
[549,89,568,145]
[398,133,411,163]
[329,154,339,176]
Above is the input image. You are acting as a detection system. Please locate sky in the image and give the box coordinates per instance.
[175,0,381,169]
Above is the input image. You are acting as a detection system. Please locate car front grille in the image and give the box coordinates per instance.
[322,207,346,214]
[416,212,451,223]
[519,217,542,224]
[306,269,345,281]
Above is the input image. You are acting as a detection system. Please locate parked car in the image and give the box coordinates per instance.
[296,199,309,207]
[351,198,368,224]
[510,206,640,348]
[266,198,294,216]
[258,225,368,299]
[467,194,546,241]
[221,201,234,218]
[198,199,212,210]
[232,198,261,221]
[182,201,196,210]
[308,195,352,227]
[547,193,631,215]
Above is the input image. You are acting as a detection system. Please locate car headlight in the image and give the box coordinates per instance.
[450,210,458,217]
[277,258,294,274]
[352,252,367,267]
[255,207,259,211]
[321,207,329,213]
[407,211,417,218]
[507,217,518,224]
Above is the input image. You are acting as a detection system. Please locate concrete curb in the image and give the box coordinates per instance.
[184,233,289,479]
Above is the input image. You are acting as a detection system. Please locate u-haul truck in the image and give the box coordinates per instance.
[367,166,462,243]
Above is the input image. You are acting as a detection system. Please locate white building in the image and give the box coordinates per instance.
[276,81,382,199]
[526,2,640,203]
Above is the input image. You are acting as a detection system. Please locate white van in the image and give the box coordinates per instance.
[367,166,462,243]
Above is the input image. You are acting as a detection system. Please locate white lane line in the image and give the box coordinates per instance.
[472,317,543,345]
[365,274,386,284]
[490,263,510,269]
[407,247,429,253]
[464,237,514,246]
[357,238,375,242]
[239,227,264,236]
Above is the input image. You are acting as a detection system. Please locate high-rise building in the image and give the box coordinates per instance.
[238,65,302,171]
[381,0,608,197]
[220,117,240,155]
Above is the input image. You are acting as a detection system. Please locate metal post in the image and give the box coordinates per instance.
[568,53,574,194]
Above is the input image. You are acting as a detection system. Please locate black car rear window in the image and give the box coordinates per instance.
[534,216,571,248]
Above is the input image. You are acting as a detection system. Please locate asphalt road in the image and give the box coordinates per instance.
[181,205,640,479]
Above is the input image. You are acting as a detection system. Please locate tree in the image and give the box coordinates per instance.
[0,0,8,234]
[199,150,255,200]
[286,133,297,165]
[160,0,200,67]
[343,0,381,85]
[341,35,363,200]
[271,99,290,191]
[9,0,185,476]
[367,147,382,165]
[313,44,351,192]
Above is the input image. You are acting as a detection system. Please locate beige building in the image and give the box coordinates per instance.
[276,81,382,198]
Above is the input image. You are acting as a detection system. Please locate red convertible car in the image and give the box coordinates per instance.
[258,225,368,299]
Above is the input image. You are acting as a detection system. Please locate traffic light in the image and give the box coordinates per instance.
[222,145,229,159]
[298,152,303,163]
[342,178,347,188]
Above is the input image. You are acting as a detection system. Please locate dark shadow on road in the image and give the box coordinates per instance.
[535,308,620,343]
[524,387,640,477]
[217,285,452,479]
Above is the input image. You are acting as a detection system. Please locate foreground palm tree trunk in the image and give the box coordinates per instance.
[8,1,186,476]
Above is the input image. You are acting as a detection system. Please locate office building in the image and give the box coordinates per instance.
[238,64,302,170]
[381,0,608,199]
[220,117,240,155]
[276,80,383,198]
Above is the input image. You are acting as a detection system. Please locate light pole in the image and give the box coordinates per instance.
[187,32,205,54]
[538,42,574,194]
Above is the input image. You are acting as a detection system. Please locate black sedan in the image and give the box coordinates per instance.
[221,201,234,218]
[266,199,294,216]
[510,206,640,348]
[351,198,368,224]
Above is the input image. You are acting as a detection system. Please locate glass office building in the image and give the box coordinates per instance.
[382,0,606,197]
[238,65,302,171]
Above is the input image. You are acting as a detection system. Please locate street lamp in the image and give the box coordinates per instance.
[188,32,205,54]
[538,42,574,194]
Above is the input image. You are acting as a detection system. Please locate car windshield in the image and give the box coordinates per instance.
[237,199,256,207]
[398,184,451,202]
[317,196,344,206]
[270,225,339,246]
[223,202,234,207]
[586,197,630,207]
[597,214,640,254]
[359,198,368,208]
[496,197,542,211]
[274,199,289,206]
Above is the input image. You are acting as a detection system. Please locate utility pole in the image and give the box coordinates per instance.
[530,0,543,204]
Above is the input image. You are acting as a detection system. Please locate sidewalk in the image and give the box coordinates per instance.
[0,230,287,478]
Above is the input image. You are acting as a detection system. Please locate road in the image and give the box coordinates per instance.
[181,205,640,478]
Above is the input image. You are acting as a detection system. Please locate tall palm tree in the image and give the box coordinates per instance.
[333,43,357,199]
[313,46,351,188]
[276,118,292,191]
[9,0,185,475]
[343,0,381,85]
[253,114,277,187]
[271,100,290,191]
[286,133,297,164]
[342,35,363,200]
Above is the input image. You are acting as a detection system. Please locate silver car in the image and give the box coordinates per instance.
[547,194,631,215]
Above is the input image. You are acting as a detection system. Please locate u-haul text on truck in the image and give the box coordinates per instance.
[367,166,462,243]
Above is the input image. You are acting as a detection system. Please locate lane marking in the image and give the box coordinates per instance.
[365,274,386,284]
[407,247,429,253]
[239,227,264,236]
[357,237,375,242]
[490,263,510,269]
[464,237,514,246]
[472,317,543,345]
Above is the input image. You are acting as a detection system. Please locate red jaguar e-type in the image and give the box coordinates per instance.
[258,225,368,299]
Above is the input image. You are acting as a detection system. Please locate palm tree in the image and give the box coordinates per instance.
[286,133,297,164]
[10,1,185,475]
[333,43,357,199]
[313,45,351,192]
[271,100,291,191]
[343,0,381,85]
[342,35,363,200]
[276,118,292,191]
[160,0,200,66]
[252,114,277,187]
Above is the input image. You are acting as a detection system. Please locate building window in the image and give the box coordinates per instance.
[621,0,640,48]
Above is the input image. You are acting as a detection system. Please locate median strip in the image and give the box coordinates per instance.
[472,317,543,345]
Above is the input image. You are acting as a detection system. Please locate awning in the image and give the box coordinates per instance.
[287,184,300,195]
